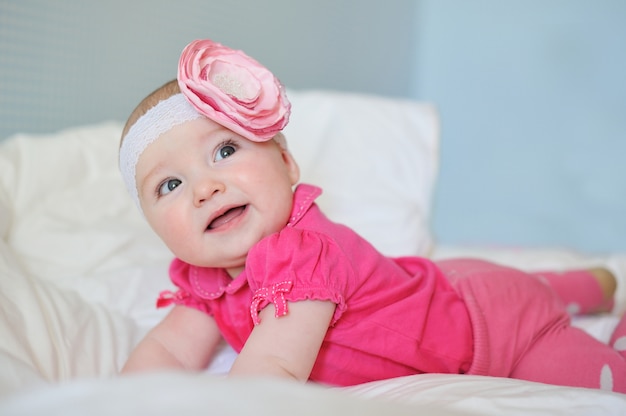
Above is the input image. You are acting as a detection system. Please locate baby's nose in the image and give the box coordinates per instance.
[193,177,224,206]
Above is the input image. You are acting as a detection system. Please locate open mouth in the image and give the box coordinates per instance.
[207,205,247,230]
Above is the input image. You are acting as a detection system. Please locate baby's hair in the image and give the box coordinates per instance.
[121,79,180,145]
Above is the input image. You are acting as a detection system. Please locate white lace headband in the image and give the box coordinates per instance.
[119,93,202,208]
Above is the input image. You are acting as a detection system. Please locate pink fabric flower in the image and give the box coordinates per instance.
[178,39,291,142]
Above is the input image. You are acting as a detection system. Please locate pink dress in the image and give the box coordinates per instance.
[159,184,473,385]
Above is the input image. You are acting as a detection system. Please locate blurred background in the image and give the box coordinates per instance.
[1,0,624,253]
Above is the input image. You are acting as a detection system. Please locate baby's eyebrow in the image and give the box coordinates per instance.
[138,162,167,196]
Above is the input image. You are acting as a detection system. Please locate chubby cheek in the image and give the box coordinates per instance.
[147,210,190,254]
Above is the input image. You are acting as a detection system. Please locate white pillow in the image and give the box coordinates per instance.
[284,90,439,257]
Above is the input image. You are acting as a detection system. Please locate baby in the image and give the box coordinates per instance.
[120,39,626,392]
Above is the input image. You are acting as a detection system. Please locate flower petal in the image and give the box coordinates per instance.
[177,39,290,142]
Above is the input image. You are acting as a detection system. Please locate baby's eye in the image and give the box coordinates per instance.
[215,143,237,161]
[158,178,182,196]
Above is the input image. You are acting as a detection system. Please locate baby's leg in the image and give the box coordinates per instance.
[511,323,626,393]
[531,268,616,315]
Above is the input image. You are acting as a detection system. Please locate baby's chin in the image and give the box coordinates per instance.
[180,254,246,276]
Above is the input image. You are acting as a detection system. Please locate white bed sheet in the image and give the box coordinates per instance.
[2,371,626,416]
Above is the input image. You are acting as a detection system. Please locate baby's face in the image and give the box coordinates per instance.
[135,117,299,276]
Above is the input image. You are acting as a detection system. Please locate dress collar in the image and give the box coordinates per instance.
[286,183,322,227]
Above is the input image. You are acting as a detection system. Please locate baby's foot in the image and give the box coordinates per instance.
[588,267,617,313]
[606,255,626,315]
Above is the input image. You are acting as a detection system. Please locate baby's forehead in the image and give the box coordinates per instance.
[136,117,235,160]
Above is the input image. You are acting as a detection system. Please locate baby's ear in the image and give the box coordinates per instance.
[282,148,300,185]
[273,132,299,185]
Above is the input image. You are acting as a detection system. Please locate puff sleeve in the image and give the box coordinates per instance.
[245,227,354,326]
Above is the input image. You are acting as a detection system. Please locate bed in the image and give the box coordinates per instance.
[1,89,625,415]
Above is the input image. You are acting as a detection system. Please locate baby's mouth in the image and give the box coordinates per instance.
[207,205,247,230]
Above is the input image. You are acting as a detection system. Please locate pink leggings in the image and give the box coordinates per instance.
[437,259,626,393]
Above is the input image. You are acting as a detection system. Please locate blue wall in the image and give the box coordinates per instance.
[414,0,626,253]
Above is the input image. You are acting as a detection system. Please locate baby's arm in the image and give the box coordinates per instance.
[229,299,336,381]
[122,305,223,373]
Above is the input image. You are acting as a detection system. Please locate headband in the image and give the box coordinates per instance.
[119,94,202,207]
[119,39,291,210]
